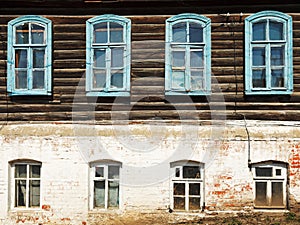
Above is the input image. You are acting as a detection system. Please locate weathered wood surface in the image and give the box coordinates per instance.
[0,3,299,122]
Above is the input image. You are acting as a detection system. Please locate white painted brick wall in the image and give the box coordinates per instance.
[0,121,299,224]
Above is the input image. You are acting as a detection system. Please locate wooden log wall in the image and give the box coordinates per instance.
[0,1,300,122]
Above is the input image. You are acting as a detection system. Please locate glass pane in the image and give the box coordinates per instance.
[95,167,104,177]
[94,50,106,68]
[15,49,27,68]
[110,22,123,43]
[253,22,266,41]
[172,22,187,42]
[111,73,123,88]
[111,48,124,68]
[31,23,45,44]
[271,69,284,87]
[108,166,119,179]
[191,70,204,90]
[93,70,106,89]
[33,49,45,68]
[94,22,108,43]
[189,197,200,210]
[191,50,203,68]
[189,22,203,43]
[271,47,284,66]
[255,182,267,206]
[173,183,185,195]
[175,168,180,178]
[271,182,283,206]
[108,181,119,208]
[276,169,282,176]
[29,180,40,207]
[174,197,185,210]
[172,51,185,67]
[30,165,41,178]
[189,183,200,196]
[16,23,29,44]
[15,70,28,89]
[33,71,45,89]
[252,47,265,66]
[270,21,283,40]
[256,167,272,177]
[171,71,185,89]
[15,165,27,178]
[15,180,26,207]
[94,181,105,208]
[252,69,266,88]
[183,166,201,179]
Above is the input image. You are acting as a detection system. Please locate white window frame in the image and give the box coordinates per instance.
[89,161,121,210]
[10,161,42,210]
[251,161,287,209]
[170,161,204,211]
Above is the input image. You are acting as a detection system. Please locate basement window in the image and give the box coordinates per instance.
[251,161,287,209]
[170,161,204,211]
[11,161,41,209]
[90,161,121,209]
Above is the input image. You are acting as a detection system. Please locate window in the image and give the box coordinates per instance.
[170,161,204,211]
[165,13,211,95]
[251,161,287,208]
[11,162,41,209]
[90,162,121,209]
[86,14,131,96]
[7,15,52,96]
[245,11,293,95]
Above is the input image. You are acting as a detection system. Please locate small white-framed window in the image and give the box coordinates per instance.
[251,161,287,209]
[170,161,204,211]
[10,161,41,209]
[90,161,121,209]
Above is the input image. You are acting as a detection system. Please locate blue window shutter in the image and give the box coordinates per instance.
[86,14,131,97]
[7,15,52,96]
[245,11,293,95]
[165,13,211,96]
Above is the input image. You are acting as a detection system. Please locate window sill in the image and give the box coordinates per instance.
[10,207,42,212]
[88,208,122,214]
[8,91,52,96]
[245,90,293,95]
[165,91,211,96]
[86,91,130,97]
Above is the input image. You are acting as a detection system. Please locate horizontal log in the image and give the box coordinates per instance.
[53,59,86,68]
[54,40,85,50]
[132,24,164,33]
[53,49,86,60]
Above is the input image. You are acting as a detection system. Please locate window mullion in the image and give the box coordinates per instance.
[26,164,30,208]
[28,48,33,90]
[106,48,111,91]
[266,43,271,89]
[104,166,108,209]
[185,46,190,91]
[185,182,189,211]
[267,180,272,206]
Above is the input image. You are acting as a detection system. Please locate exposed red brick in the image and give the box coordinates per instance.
[42,204,51,211]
